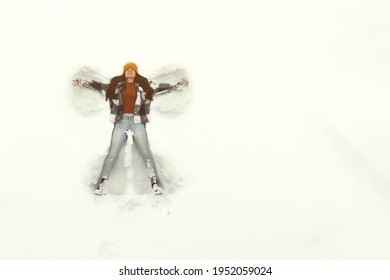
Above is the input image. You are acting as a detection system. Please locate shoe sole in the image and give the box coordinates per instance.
[94,188,107,195]
[152,188,164,195]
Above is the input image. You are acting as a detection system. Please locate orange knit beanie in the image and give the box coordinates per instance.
[123,62,138,73]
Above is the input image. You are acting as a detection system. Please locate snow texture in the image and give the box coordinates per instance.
[1,0,390,259]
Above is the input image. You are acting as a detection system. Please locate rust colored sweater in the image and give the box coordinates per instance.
[122,82,137,113]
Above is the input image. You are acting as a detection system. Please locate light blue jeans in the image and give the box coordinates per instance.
[99,114,158,181]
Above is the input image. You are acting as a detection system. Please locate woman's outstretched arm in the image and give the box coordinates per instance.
[72,79,109,96]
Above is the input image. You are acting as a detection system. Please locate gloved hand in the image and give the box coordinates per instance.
[72,78,81,86]
[72,79,89,87]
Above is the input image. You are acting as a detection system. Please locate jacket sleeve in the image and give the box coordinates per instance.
[89,81,109,95]
[75,79,109,96]
[154,83,172,93]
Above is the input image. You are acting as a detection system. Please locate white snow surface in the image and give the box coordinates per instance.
[1,0,390,259]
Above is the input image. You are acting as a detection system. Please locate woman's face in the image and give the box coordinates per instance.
[125,68,136,79]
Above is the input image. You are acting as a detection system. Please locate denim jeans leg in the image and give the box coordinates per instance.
[132,123,158,179]
[100,120,129,179]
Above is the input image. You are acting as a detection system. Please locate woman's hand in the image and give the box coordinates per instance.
[72,78,89,87]
[177,79,188,87]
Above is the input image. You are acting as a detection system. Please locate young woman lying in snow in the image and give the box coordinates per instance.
[72,62,188,196]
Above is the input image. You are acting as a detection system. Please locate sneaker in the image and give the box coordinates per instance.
[151,176,163,195]
[94,178,108,196]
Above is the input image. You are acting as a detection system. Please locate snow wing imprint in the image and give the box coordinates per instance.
[69,66,110,116]
[151,66,192,116]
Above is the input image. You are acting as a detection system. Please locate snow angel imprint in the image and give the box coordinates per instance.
[73,62,187,195]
